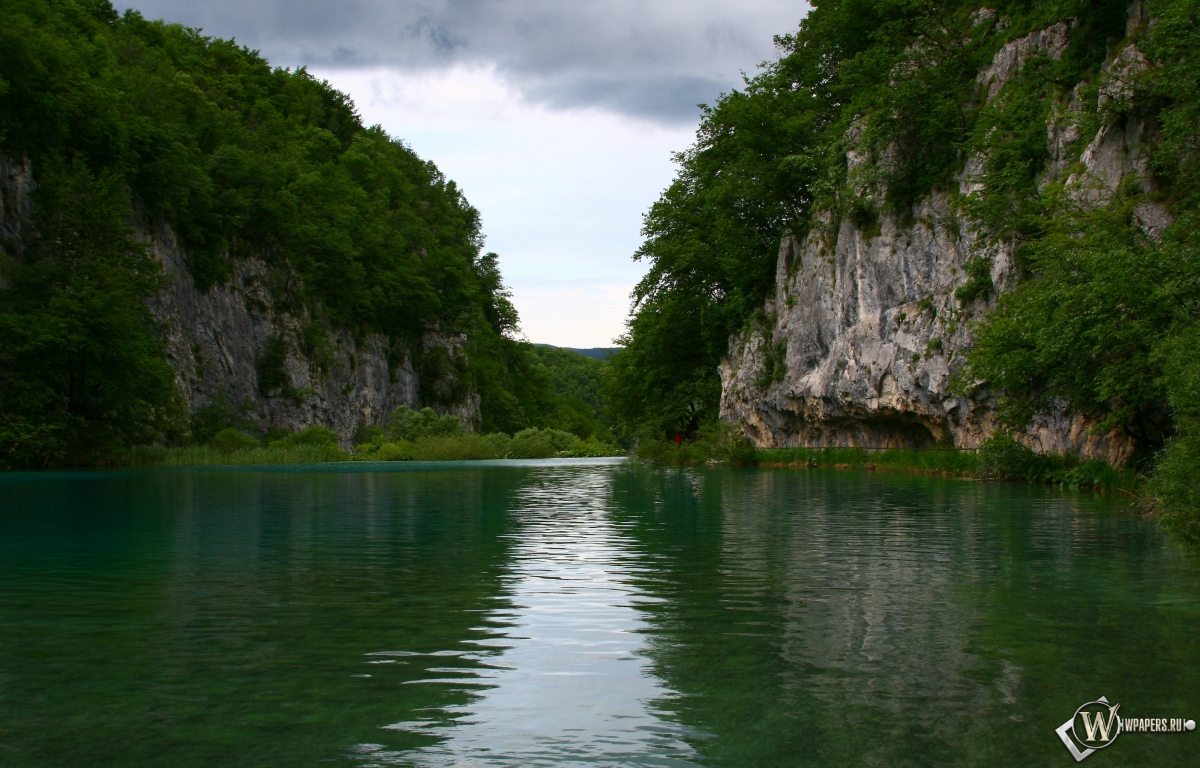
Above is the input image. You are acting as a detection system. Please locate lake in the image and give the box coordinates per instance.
[1,459,1197,766]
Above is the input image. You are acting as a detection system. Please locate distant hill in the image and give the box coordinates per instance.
[536,345,620,361]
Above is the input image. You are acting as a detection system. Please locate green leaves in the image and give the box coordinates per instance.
[963,201,1194,439]
[0,0,538,463]
[0,156,181,467]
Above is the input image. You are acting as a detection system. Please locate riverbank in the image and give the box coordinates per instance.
[756,446,1135,492]
[636,431,1138,494]
[115,428,624,467]
[119,435,1134,493]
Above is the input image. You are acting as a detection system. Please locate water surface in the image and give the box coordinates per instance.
[1,460,1197,766]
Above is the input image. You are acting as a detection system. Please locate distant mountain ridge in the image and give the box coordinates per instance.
[536,345,620,361]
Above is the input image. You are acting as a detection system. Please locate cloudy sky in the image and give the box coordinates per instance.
[127,0,809,347]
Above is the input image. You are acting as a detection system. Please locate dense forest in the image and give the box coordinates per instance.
[3,0,1198,540]
[605,0,1200,539]
[0,0,612,467]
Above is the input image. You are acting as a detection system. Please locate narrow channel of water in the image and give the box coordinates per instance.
[0,460,1197,766]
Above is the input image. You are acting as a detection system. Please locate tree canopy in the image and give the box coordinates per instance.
[0,0,605,466]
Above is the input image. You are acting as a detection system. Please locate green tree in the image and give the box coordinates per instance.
[0,159,181,467]
[608,0,1128,436]
[0,0,552,465]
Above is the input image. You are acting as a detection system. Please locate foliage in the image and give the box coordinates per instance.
[640,434,1132,492]
[634,422,757,465]
[955,257,994,304]
[957,0,1200,495]
[758,446,982,476]
[0,0,548,466]
[189,393,257,444]
[384,406,463,442]
[527,346,615,439]
[257,338,293,398]
[469,342,618,440]
[0,0,496,340]
[1147,325,1200,546]
[0,157,182,468]
[208,427,258,453]
[352,405,621,461]
[122,442,348,466]
[976,432,1131,490]
[608,0,1127,433]
[959,203,1188,440]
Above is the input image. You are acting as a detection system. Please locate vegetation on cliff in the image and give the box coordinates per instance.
[606,0,1200,541]
[0,0,609,467]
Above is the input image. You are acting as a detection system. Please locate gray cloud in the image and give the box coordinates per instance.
[124,0,809,122]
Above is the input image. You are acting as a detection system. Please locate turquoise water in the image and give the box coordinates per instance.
[1,459,1197,766]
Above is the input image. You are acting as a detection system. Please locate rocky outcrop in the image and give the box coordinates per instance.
[0,155,34,264]
[0,159,477,446]
[145,223,477,446]
[720,22,1163,465]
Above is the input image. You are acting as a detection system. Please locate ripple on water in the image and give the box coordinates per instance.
[0,462,1196,767]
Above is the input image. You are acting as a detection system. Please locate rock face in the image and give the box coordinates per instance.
[0,158,477,447]
[145,224,479,446]
[720,24,1161,465]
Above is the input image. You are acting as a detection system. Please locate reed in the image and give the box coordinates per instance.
[119,444,350,467]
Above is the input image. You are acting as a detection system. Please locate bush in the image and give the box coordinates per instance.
[955,257,994,304]
[977,432,1044,480]
[352,424,625,462]
[125,443,348,466]
[385,406,464,442]
[1147,325,1200,546]
[208,428,259,454]
[634,421,757,465]
[978,432,1129,490]
[506,427,577,458]
[412,434,503,461]
[191,394,257,444]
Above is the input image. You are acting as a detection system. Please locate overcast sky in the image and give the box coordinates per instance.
[128,0,809,347]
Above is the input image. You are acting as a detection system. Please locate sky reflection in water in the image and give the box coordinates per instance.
[0,460,1197,766]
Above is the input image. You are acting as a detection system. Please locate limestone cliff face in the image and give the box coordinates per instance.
[0,155,478,446]
[720,20,1160,464]
[145,224,478,446]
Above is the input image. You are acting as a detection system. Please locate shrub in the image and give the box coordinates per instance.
[191,394,257,444]
[977,432,1128,490]
[208,428,259,454]
[977,432,1043,480]
[955,257,994,304]
[352,425,624,462]
[1147,325,1200,546]
[506,427,577,458]
[385,406,464,442]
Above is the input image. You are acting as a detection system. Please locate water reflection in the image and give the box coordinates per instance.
[1,462,1197,767]
[364,466,699,766]
[607,466,1200,766]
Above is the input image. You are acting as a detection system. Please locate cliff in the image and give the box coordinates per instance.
[146,224,478,446]
[720,16,1161,464]
[0,155,477,448]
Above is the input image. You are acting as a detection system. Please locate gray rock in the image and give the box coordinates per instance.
[0,158,478,448]
[145,222,478,447]
[720,26,1163,466]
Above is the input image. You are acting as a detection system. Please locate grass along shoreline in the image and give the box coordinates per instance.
[107,412,1133,498]
[636,429,1139,494]
[114,440,1135,496]
[114,408,626,468]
